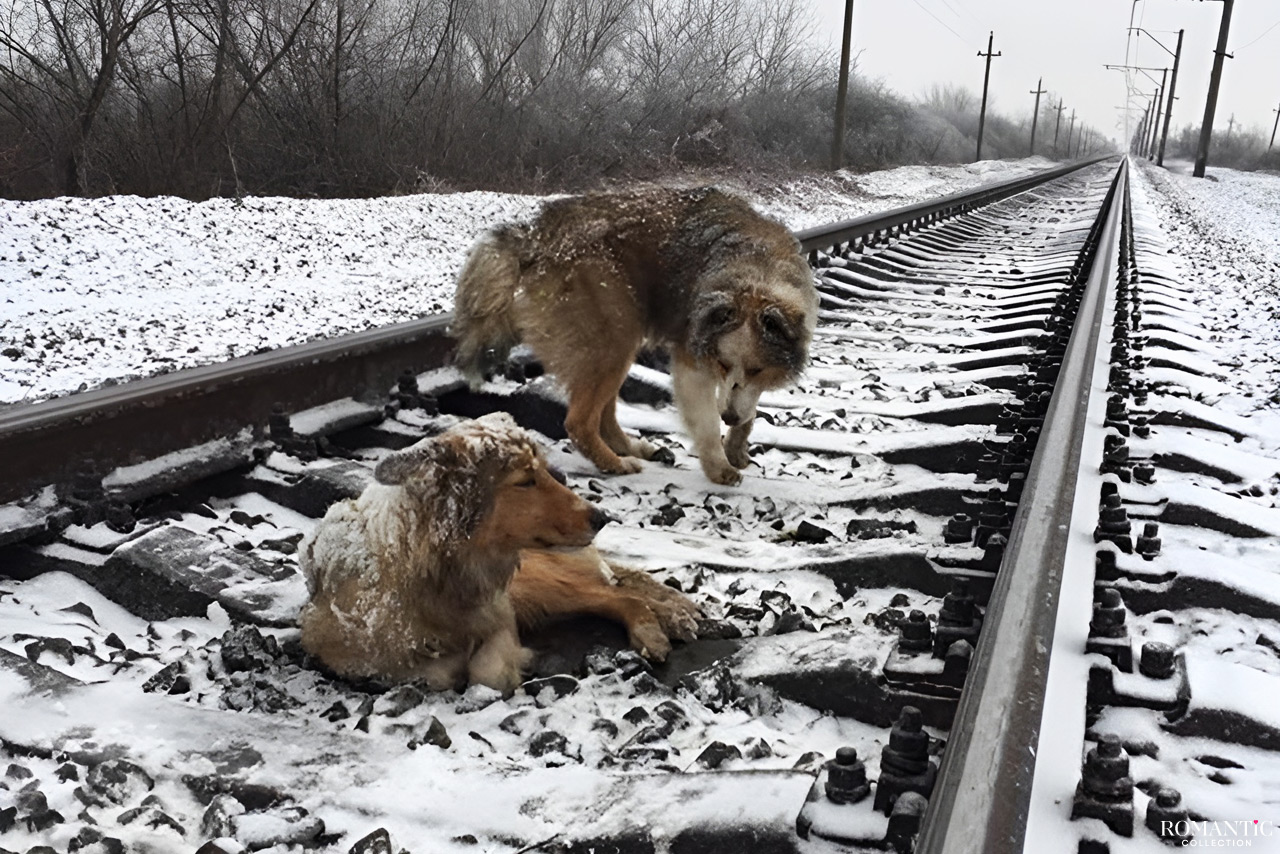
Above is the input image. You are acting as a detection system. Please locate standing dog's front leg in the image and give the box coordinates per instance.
[722,382,762,470]
[672,356,740,486]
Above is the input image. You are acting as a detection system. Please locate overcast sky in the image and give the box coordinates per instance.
[807,0,1280,150]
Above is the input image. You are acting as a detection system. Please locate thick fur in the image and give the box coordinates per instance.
[452,187,819,486]
[297,413,699,692]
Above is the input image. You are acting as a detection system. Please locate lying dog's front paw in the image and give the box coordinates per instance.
[629,620,673,662]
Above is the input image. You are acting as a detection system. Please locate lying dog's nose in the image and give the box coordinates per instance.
[589,506,615,532]
[721,410,741,427]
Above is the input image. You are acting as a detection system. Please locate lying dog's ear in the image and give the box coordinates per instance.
[689,291,738,359]
[374,441,453,485]
[758,305,806,372]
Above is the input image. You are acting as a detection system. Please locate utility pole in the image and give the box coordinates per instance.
[1052,99,1066,155]
[1193,0,1235,178]
[1066,108,1076,159]
[975,31,1001,161]
[1158,30,1184,166]
[1149,69,1167,160]
[1028,77,1047,156]
[1226,114,1235,137]
[831,0,855,169]
[1271,103,1280,150]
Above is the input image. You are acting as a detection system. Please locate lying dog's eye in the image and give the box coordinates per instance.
[514,472,537,487]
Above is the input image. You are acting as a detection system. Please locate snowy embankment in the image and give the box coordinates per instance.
[0,157,1057,405]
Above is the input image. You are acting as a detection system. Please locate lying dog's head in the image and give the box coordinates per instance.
[374,412,610,553]
[688,255,818,426]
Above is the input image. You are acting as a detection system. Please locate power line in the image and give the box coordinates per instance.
[910,0,969,45]
[1237,17,1280,51]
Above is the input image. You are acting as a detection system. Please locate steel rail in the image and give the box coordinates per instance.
[914,159,1128,854]
[795,155,1115,256]
[0,316,454,505]
[0,156,1115,506]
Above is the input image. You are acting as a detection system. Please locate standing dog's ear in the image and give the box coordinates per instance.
[689,291,739,359]
[758,305,806,373]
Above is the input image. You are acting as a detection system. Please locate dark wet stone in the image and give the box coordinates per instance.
[408,716,451,750]
[794,521,833,543]
[614,649,651,680]
[0,807,14,833]
[374,685,427,718]
[767,610,815,636]
[24,809,64,832]
[221,678,300,713]
[4,764,31,780]
[67,826,105,852]
[523,674,580,702]
[694,618,742,640]
[591,718,619,739]
[55,763,79,782]
[142,661,189,695]
[623,706,650,725]
[529,730,569,757]
[695,741,741,769]
[14,788,46,814]
[654,700,687,726]
[229,510,266,527]
[85,759,154,806]
[23,637,77,666]
[220,625,279,673]
[500,711,531,735]
[633,720,675,744]
[200,793,245,838]
[866,607,906,633]
[889,593,912,608]
[321,701,350,722]
[744,738,773,759]
[1197,755,1244,769]
[350,828,395,854]
[650,503,686,526]
[451,833,480,846]
[619,746,668,763]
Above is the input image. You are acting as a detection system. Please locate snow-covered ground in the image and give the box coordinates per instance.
[0,157,1058,405]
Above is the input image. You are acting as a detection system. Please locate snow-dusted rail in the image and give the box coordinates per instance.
[3,158,1274,854]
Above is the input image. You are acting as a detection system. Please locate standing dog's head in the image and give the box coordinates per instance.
[373,413,610,555]
[688,254,819,427]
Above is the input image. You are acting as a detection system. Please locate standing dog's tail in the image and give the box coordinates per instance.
[451,225,525,388]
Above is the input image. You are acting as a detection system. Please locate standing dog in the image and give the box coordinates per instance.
[297,413,698,692]
[452,187,818,486]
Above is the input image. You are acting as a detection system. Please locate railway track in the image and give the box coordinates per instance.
[1,155,1278,854]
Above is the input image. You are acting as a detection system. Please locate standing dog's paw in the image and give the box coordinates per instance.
[702,459,742,486]
[600,455,644,475]
[724,441,751,470]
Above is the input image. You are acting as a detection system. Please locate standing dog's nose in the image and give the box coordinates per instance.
[721,410,741,426]
[589,506,615,532]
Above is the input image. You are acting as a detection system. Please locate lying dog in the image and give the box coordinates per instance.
[297,413,698,692]
[452,187,818,486]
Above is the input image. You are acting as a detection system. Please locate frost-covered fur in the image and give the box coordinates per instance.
[298,413,699,692]
[451,187,819,486]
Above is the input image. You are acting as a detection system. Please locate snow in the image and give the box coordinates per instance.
[2,156,1280,853]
